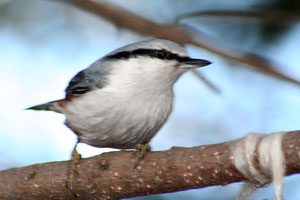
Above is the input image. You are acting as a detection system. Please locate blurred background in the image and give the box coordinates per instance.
[0,0,300,199]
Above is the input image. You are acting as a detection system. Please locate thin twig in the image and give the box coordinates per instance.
[191,69,221,94]
[175,10,300,25]
[58,0,300,87]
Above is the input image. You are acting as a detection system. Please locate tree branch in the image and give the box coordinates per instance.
[0,130,299,199]
[175,10,300,25]
[58,0,300,87]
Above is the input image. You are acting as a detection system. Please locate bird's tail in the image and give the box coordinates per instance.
[26,99,64,113]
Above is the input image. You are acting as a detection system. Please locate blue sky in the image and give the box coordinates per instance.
[0,1,299,199]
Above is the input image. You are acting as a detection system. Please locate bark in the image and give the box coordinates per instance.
[0,130,299,200]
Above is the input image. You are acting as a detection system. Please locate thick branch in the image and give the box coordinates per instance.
[59,0,300,86]
[0,130,299,200]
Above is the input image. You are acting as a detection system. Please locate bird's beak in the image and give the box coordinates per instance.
[180,58,212,69]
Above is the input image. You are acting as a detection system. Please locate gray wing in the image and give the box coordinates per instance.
[65,60,111,96]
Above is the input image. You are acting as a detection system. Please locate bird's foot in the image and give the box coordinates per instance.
[66,142,81,197]
[134,143,151,169]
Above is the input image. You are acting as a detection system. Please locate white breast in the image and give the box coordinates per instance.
[64,59,175,149]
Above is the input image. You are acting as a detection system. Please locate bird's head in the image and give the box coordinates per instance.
[102,39,211,89]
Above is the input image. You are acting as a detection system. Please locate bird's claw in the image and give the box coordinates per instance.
[66,143,81,197]
[134,143,151,169]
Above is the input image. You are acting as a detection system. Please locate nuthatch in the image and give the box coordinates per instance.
[27,38,211,192]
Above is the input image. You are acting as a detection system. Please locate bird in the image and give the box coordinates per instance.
[26,38,211,194]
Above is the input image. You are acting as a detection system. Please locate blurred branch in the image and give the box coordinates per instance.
[58,0,300,87]
[191,70,221,94]
[0,130,299,199]
[176,10,300,25]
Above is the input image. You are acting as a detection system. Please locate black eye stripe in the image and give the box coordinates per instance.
[105,48,189,63]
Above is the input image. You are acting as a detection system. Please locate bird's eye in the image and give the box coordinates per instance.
[156,50,166,59]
